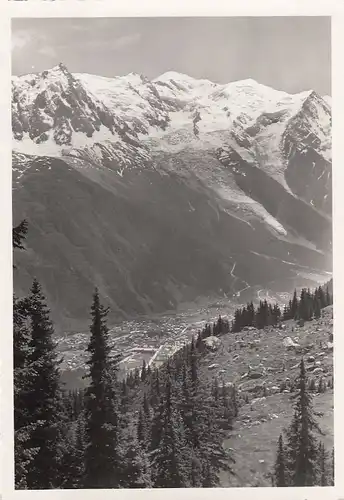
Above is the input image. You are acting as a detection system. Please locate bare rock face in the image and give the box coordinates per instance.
[12,64,121,145]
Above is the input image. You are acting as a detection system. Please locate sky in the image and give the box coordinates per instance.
[12,17,331,95]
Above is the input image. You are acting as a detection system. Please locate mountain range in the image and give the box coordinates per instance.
[12,63,332,331]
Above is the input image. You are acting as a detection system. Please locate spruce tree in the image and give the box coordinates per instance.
[13,220,28,250]
[121,435,152,488]
[326,286,331,306]
[137,409,145,445]
[137,393,151,450]
[149,392,164,454]
[274,434,287,486]
[291,290,298,319]
[13,220,28,268]
[331,447,335,485]
[58,415,86,488]
[285,358,322,486]
[25,279,63,489]
[13,296,36,489]
[317,442,330,486]
[151,379,188,487]
[83,289,121,488]
[141,359,147,382]
[13,221,37,489]
[314,296,321,320]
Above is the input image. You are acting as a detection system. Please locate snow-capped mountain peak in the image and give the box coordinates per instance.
[154,70,216,87]
[12,64,331,204]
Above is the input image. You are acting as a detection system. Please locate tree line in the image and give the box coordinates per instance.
[13,221,334,489]
[231,285,333,334]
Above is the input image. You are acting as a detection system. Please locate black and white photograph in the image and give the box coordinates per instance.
[10,16,334,490]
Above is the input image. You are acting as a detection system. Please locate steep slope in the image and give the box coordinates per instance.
[12,66,332,331]
[195,306,334,486]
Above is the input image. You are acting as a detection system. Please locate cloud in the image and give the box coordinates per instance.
[64,32,142,52]
[112,33,141,50]
[12,30,32,52]
[37,45,57,58]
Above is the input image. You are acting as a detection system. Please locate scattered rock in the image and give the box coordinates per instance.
[204,336,221,351]
[251,397,266,405]
[283,337,301,350]
[248,371,264,379]
[307,355,315,363]
[208,363,219,370]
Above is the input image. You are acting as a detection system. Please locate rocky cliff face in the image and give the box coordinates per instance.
[12,65,332,331]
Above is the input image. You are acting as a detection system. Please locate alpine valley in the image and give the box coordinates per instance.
[12,63,332,337]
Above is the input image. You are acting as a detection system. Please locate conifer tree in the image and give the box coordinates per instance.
[291,290,299,319]
[13,222,37,489]
[121,434,152,488]
[149,392,164,454]
[13,296,36,489]
[13,220,28,268]
[326,286,331,306]
[317,442,330,486]
[24,279,64,489]
[284,410,299,483]
[284,358,322,486]
[331,447,335,485]
[58,415,86,488]
[274,434,287,486]
[151,379,188,487]
[83,289,121,488]
[318,285,327,308]
[314,295,321,320]
[137,393,151,450]
[137,409,145,445]
[13,220,28,250]
[141,359,147,382]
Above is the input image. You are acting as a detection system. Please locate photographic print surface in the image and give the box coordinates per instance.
[12,17,333,489]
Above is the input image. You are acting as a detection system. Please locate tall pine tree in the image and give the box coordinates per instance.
[25,279,63,489]
[83,289,121,488]
[283,358,322,486]
[274,434,287,486]
[13,296,36,489]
